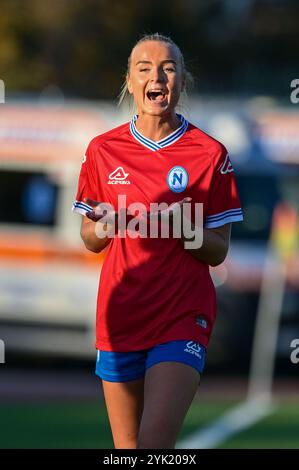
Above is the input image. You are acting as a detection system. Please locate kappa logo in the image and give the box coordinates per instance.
[184,341,202,358]
[108,166,131,185]
[220,154,234,174]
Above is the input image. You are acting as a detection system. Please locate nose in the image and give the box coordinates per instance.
[149,66,166,83]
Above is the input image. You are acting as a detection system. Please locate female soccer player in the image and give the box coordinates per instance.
[72,33,243,449]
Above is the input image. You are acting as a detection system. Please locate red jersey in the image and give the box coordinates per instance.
[73,114,243,351]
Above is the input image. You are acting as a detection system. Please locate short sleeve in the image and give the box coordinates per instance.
[204,146,243,228]
[72,144,98,216]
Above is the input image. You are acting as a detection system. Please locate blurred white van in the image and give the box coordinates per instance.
[0,102,112,358]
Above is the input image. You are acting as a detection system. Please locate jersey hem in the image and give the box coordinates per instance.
[95,333,209,353]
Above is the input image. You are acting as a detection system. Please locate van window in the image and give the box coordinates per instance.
[0,169,59,226]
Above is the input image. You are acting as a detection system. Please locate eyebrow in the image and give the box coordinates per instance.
[135,60,177,66]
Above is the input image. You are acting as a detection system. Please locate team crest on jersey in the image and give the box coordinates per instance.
[220,154,234,174]
[108,166,131,185]
[167,166,188,193]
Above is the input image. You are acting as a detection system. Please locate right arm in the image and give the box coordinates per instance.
[80,216,112,253]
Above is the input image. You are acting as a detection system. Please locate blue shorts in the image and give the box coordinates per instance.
[95,340,206,382]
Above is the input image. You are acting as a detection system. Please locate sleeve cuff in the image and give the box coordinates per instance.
[72,200,93,216]
[204,208,243,228]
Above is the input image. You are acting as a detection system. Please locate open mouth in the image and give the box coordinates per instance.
[146,90,167,102]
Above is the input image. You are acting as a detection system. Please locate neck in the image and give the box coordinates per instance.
[134,112,181,142]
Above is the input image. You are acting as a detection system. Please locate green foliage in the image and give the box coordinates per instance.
[0,0,298,98]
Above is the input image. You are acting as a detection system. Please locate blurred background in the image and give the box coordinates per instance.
[0,0,298,449]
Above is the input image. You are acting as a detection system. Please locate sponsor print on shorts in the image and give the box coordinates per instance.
[184,341,203,358]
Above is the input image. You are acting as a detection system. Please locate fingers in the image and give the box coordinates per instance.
[86,210,103,222]
[86,207,118,224]
[147,197,192,220]
[84,197,104,222]
[162,197,192,215]
[85,198,192,223]
[178,197,192,205]
[84,197,101,208]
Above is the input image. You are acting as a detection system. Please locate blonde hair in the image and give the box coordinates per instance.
[117,33,193,116]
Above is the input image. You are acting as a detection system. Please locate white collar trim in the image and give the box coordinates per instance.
[130,114,188,151]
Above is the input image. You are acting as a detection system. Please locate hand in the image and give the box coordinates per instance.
[148,197,192,221]
[84,198,118,224]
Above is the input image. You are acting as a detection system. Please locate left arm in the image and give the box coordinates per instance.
[181,222,232,267]
[155,198,232,267]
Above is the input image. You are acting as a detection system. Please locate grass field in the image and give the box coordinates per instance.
[0,400,298,449]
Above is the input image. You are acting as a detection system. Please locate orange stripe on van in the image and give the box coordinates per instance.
[0,235,105,267]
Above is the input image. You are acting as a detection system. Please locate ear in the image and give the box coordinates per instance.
[127,74,133,94]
